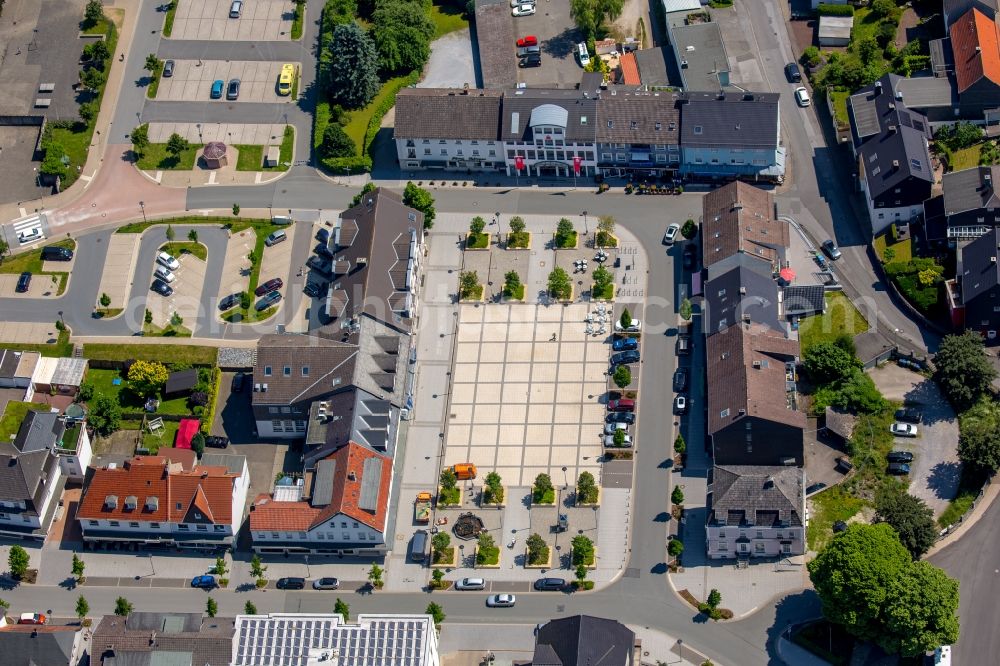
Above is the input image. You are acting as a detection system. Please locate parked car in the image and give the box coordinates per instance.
[682,243,698,270]
[605,411,635,425]
[205,435,229,449]
[41,246,73,261]
[256,291,282,311]
[533,577,566,591]
[821,239,842,260]
[607,398,635,412]
[210,79,224,99]
[313,577,341,590]
[255,277,283,297]
[806,482,827,495]
[890,422,919,437]
[226,78,241,100]
[264,230,287,246]
[614,319,642,333]
[673,368,689,392]
[604,422,628,435]
[154,265,176,283]
[150,279,173,297]
[518,54,542,68]
[229,0,243,18]
[887,462,911,475]
[612,337,638,352]
[486,594,516,607]
[516,35,538,47]
[17,613,46,625]
[662,223,680,246]
[577,42,591,68]
[303,282,324,298]
[516,45,541,57]
[512,4,535,16]
[316,228,330,244]
[610,350,640,367]
[278,63,296,96]
[218,293,241,311]
[191,575,217,589]
[794,86,811,107]
[15,272,31,293]
[157,252,180,270]
[604,433,633,447]
[306,255,332,276]
[455,577,486,591]
[785,62,802,82]
[276,577,306,590]
[673,395,688,414]
[315,243,334,259]
[163,59,174,77]
[887,450,915,463]
[836,456,853,473]
[894,407,923,424]
[676,333,691,355]
[231,372,245,392]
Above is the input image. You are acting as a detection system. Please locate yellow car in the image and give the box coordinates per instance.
[278,63,296,96]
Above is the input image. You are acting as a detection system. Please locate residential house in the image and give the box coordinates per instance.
[393,88,503,171]
[92,612,234,666]
[927,165,1000,242]
[233,613,440,666]
[0,625,86,666]
[594,89,681,177]
[0,420,63,540]
[706,322,805,466]
[704,254,783,337]
[848,76,934,233]
[525,615,639,666]
[634,46,671,87]
[950,7,1000,116]
[944,0,997,27]
[705,464,806,559]
[77,453,249,550]
[30,357,87,397]
[6,409,92,482]
[701,181,788,270]
[618,52,642,86]
[679,92,785,181]
[249,441,393,555]
[0,350,39,392]
[953,226,1000,338]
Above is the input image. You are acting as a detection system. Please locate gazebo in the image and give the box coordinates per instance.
[202,141,228,169]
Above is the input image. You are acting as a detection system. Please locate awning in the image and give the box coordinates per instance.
[779,267,796,282]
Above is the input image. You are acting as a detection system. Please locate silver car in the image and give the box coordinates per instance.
[455,577,486,591]
[486,594,516,607]
[312,577,340,590]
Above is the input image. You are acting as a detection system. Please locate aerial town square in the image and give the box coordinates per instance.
[3,0,1000,664]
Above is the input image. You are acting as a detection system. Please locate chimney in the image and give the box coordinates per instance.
[888,125,897,133]
[892,160,900,170]
[895,91,903,101]
[874,80,883,94]
[763,476,774,489]
[976,46,982,52]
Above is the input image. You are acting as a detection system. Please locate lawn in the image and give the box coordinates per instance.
[873,231,913,264]
[950,145,982,171]
[466,233,489,249]
[291,0,305,39]
[0,402,48,441]
[235,128,294,172]
[829,90,851,131]
[806,485,867,552]
[160,241,207,262]
[83,343,216,365]
[86,368,193,416]
[430,1,469,38]
[136,143,200,170]
[147,68,162,99]
[504,283,525,300]
[592,283,614,300]
[798,292,869,353]
[142,420,180,454]
[117,215,270,235]
[0,330,72,357]
[343,75,414,154]
[60,422,82,451]
[162,0,179,36]
[142,321,192,337]
[0,239,76,295]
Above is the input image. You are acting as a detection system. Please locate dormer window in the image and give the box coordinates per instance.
[264,366,272,376]
[581,116,588,124]
[655,122,662,130]
[694,126,703,134]
[607,120,613,128]
[630,121,638,130]
[283,366,291,377]
[302,367,310,377]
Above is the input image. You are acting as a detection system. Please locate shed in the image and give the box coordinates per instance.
[32,357,87,395]
[594,39,618,55]
[264,145,280,168]
[202,141,228,169]
[818,16,853,47]
[164,368,198,398]
[824,407,857,442]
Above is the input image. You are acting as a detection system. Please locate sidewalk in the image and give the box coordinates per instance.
[926,477,999,558]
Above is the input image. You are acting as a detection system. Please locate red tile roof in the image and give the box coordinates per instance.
[619,53,641,85]
[77,457,240,525]
[951,8,1000,92]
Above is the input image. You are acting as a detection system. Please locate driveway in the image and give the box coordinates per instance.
[515,1,585,88]
[868,364,961,516]
[169,0,295,41]
[154,60,294,103]
[420,30,477,89]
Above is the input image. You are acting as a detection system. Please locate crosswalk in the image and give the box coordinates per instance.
[11,214,47,246]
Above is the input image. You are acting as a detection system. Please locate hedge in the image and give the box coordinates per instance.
[201,368,222,434]
[817,3,854,15]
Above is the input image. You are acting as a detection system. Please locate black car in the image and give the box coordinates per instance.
[231,372,245,392]
[303,282,324,298]
[682,243,697,270]
[41,246,73,261]
[226,78,240,100]
[218,293,241,311]
[276,577,305,590]
[533,577,565,591]
[606,411,636,425]
[610,350,640,367]
[894,407,923,424]
[163,59,175,77]
[15,272,31,293]
[673,368,689,392]
[785,62,802,82]
[151,278,173,297]
[518,53,542,68]
[255,277,283,297]
[806,482,827,495]
[887,450,914,463]
[888,462,911,475]
[314,243,334,259]
[256,291,282,311]
[205,435,229,448]
[306,255,332,276]
[316,228,330,244]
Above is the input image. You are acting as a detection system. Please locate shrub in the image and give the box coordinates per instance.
[577,471,598,504]
[483,471,504,504]
[681,219,697,239]
[476,533,499,564]
[668,539,684,557]
[817,3,854,15]
[674,434,686,455]
[612,365,631,389]
[526,533,549,565]
[671,485,685,506]
[571,535,594,566]
[533,473,554,503]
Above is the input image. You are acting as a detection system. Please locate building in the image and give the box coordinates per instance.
[706,322,804,466]
[811,0,847,8]
[701,181,788,270]
[848,76,934,233]
[0,350,39,391]
[30,357,87,396]
[249,441,393,555]
[92,612,234,666]
[526,615,639,665]
[232,613,440,666]
[703,254,783,336]
[473,0,516,90]
[634,47,671,87]
[77,454,249,550]
[0,416,63,540]
[6,409,92,482]
[667,22,732,90]
[618,52,642,86]
[394,88,503,171]
[0,624,86,666]
[706,464,806,559]
[164,368,198,399]
[951,7,1000,108]
[818,16,853,47]
[945,0,997,27]
[931,165,1000,242]
[679,92,784,181]
[595,89,681,177]
[953,226,1000,338]
[500,88,600,178]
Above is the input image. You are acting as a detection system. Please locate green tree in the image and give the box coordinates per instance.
[249,554,267,579]
[875,485,937,560]
[425,601,446,626]
[8,545,29,579]
[459,271,480,299]
[870,0,895,18]
[40,142,68,179]
[89,394,122,436]
[668,538,684,557]
[937,121,982,151]
[805,340,861,384]
[827,369,888,414]
[509,216,526,234]
[571,535,594,566]
[166,133,188,157]
[72,553,85,581]
[547,267,572,300]
[80,67,105,91]
[470,216,486,236]
[613,428,625,447]
[191,432,205,457]
[526,533,548,563]
[76,595,89,621]
[232,203,240,216]
[0,236,9,260]
[674,433,686,454]
[533,473,554,502]
[476,533,499,564]
[597,215,615,236]
[206,597,218,618]
[239,291,252,310]
[883,246,896,263]
[84,0,104,25]
[577,471,598,504]
[431,568,444,588]
[144,308,153,324]
[671,485,684,506]
[876,20,897,47]
[503,270,522,297]
[681,219,698,239]
[99,292,112,307]
[334,598,350,622]
[934,331,997,411]
[958,397,1000,474]
[114,597,133,617]
[350,182,377,207]
[679,298,692,321]
[403,181,436,229]
[432,531,450,555]
[327,22,380,108]
[78,101,98,123]
[593,265,613,290]
[321,123,356,158]
[575,563,588,583]
[170,311,183,327]
[440,467,457,490]
[212,556,228,576]
[368,564,383,587]
[77,382,95,403]
[144,53,161,76]
[188,229,198,243]
[620,308,632,330]
[808,523,959,657]
[570,0,624,38]
[555,218,576,247]
[372,1,434,74]
[165,223,176,241]
[484,471,504,504]
[127,360,169,398]
[244,600,258,615]
[85,40,111,67]
[612,365,631,389]
[707,588,722,610]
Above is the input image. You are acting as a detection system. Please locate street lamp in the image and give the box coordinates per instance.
[459,544,465,567]
[196,123,203,143]
[57,310,64,327]
[562,466,568,489]
[582,210,588,235]
[139,201,146,223]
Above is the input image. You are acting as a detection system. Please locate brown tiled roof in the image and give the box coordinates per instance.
[951,8,1000,93]
[252,334,358,406]
[619,52,641,85]
[706,323,804,435]
[702,181,788,268]
[77,456,240,524]
[394,88,503,140]
[93,614,235,666]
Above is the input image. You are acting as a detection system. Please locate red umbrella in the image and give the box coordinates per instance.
[779,267,796,282]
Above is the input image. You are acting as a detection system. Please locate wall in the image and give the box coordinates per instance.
[397,137,504,171]
[706,524,805,558]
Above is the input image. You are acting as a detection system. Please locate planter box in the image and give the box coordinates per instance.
[458,286,484,303]
[591,284,614,302]
[431,548,457,569]
[474,546,501,569]
[548,285,574,303]
[594,233,619,249]
[438,486,462,509]
[524,548,552,569]
[576,486,601,508]
[465,232,491,250]
[573,546,597,570]
[507,232,531,249]
[554,235,579,250]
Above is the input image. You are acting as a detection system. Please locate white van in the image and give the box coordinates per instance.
[578,43,591,68]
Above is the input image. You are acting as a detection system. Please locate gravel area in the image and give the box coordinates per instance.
[420,30,477,89]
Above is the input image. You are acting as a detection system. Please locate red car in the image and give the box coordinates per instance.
[607,399,636,412]
[255,277,283,297]
[517,35,538,47]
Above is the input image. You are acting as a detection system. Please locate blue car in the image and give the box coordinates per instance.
[191,575,217,589]
[610,350,640,367]
[210,79,224,99]
[612,337,638,352]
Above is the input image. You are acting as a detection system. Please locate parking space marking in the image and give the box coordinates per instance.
[96,234,142,309]
[170,0,295,42]
[155,60,296,103]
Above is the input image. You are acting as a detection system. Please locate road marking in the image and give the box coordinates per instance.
[18,207,25,217]
[255,171,262,184]
[154,171,163,183]
[79,174,92,182]
[207,171,217,185]
[199,209,212,216]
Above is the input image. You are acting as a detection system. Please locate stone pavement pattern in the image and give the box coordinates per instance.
[95,233,141,309]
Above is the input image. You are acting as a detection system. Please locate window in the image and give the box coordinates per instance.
[272,420,283,432]
[756,531,763,539]
[439,139,446,144]
[718,543,727,551]
[720,408,730,418]
[353,522,359,528]
[317,532,325,540]
[178,524,189,531]
[264,366,272,376]
[602,152,612,161]
[782,543,791,553]
[630,121,638,130]
[215,525,225,532]
[197,525,207,531]
[455,139,462,145]
[341,521,347,528]
[422,139,429,144]
[440,149,448,156]
[130,521,140,528]
[607,120,614,128]
[456,149,463,156]
[302,366,309,376]
[109,520,120,527]
[423,148,431,155]
[581,116,588,125]
[343,532,351,540]
[89,520,99,526]
[755,543,765,553]
[150,523,160,529]
[283,366,291,377]
[272,532,280,539]
[694,126,703,135]
[489,150,496,157]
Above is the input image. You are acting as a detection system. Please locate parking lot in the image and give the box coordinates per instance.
[146,251,208,329]
[154,60,294,103]
[169,0,296,41]
[514,0,586,88]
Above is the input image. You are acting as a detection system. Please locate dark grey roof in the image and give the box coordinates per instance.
[0,449,57,509]
[359,456,382,512]
[703,256,781,335]
[94,613,235,666]
[500,89,598,144]
[197,453,246,476]
[126,613,205,633]
[12,411,62,454]
[594,90,681,144]
[930,37,955,76]
[893,75,958,109]
[782,285,827,317]
[634,47,671,87]
[680,91,780,149]
[474,0,517,89]
[824,406,857,441]
[164,369,198,395]
[669,22,730,90]
[0,351,21,379]
[708,465,804,527]
[944,0,998,25]
[312,458,336,506]
[533,615,635,666]
[961,226,1000,302]
[393,88,502,140]
[0,626,79,666]
[943,165,1000,214]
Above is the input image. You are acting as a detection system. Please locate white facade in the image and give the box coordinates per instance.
[397,137,504,171]
[56,424,93,481]
[706,524,805,559]
[0,455,61,539]
[860,172,927,235]
[251,511,385,554]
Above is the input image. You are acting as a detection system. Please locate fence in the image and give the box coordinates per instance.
[937,474,995,540]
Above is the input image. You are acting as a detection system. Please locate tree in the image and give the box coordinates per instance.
[0,236,8,260]
[127,360,169,398]
[555,218,576,246]
[883,246,896,263]
[526,533,548,563]
[163,223,176,242]
[240,291,252,310]
[484,471,504,504]
[597,215,615,236]
[76,595,89,621]
[8,545,29,579]
[166,133,188,157]
[706,588,722,611]
[321,123,356,158]
[78,382,95,403]
[84,40,111,66]
[503,270,522,297]
[90,394,121,436]
[671,485,684,506]
[857,36,881,66]
[244,600,258,615]
[144,53,161,75]
[958,397,1000,474]
[533,473,554,502]
[170,311,183,327]
[40,142,68,179]
[937,122,983,151]
[876,20,897,47]
[131,123,150,157]
[470,216,486,236]
[593,265,613,291]
[432,531,450,554]
[668,538,684,557]
[575,563,588,583]
[212,556,228,577]
[808,523,959,657]
[188,229,198,243]
[577,471,598,504]
[548,267,572,300]
[612,365,631,389]
[114,597,133,617]
[84,0,104,25]
[232,203,240,216]
[440,467,457,490]
[613,428,625,447]
[368,564,383,587]
[569,0,625,37]
[206,597,218,617]
[403,182,436,229]
[459,270,480,299]
[72,553,85,581]
[327,22,380,108]
[79,101,98,123]
[509,216,526,234]
[679,298,692,321]
[191,432,205,457]
[431,568,444,588]
[870,0,895,19]
[674,433,686,454]
[334,598,350,622]
[99,292,112,307]
[249,554,267,579]
[827,369,888,414]
[476,532,498,564]
[372,1,434,74]
[350,182,377,207]
[571,535,594,566]
[875,485,937,560]
[934,331,996,411]
[144,308,153,324]
[425,601,446,626]
[620,308,632,330]
[681,219,698,239]
[805,340,861,384]
[80,67,105,91]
